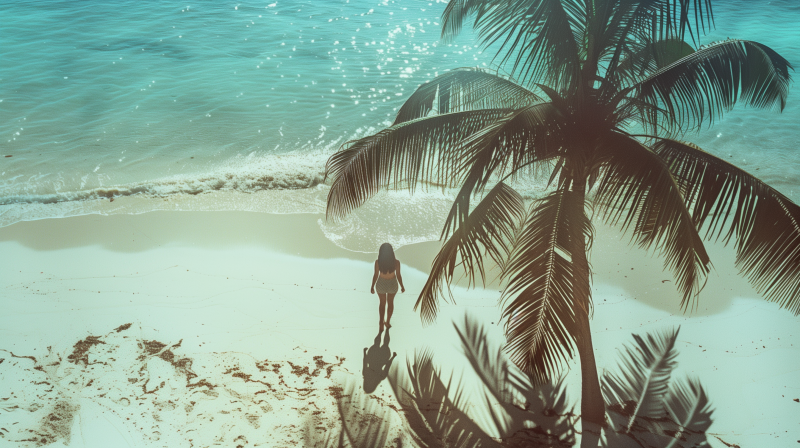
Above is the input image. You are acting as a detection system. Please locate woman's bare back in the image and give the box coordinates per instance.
[376,259,399,279]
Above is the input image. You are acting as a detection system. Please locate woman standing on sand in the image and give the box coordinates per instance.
[370,243,405,329]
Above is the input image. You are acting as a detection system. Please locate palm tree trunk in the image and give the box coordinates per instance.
[571,181,605,446]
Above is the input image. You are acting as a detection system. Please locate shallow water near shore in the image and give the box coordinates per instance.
[1,0,799,246]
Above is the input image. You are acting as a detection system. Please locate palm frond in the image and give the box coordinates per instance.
[500,189,592,383]
[455,316,515,437]
[394,68,542,124]
[414,103,566,324]
[436,101,565,249]
[415,182,523,324]
[388,350,500,448]
[324,109,511,220]
[442,0,583,91]
[654,138,800,315]
[615,38,696,87]
[602,327,680,434]
[302,415,346,448]
[455,316,511,406]
[593,133,710,309]
[638,0,714,44]
[635,39,793,132]
[499,378,575,448]
[440,0,492,43]
[454,316,576,446]
[597,0,662,85]
[602,328,715,448]
[664,378,713,448]
[606,0,714,49]
[335,382,391,448]
[580,0,631,77]
[444,102,564,197]
[661,0,715,43]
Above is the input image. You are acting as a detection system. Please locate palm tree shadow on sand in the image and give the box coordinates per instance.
[305,316,714,448]
[362,328,398,394]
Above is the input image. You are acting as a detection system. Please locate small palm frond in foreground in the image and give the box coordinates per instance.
[664,379,714,448]
[602,327,714,448]
[455,316,576,447]
[389,349,499,448]
[302,381,395,448]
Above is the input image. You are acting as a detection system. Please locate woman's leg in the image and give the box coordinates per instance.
[385,293,395,327]
[378,293,387,326]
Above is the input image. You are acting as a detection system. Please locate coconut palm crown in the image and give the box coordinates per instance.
[324,0,794,427]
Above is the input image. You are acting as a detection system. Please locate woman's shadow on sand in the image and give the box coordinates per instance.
[362,328,396,394]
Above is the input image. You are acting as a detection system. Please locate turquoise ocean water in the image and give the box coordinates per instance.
[1,0,798,248]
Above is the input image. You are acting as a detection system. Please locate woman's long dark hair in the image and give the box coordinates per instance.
[378,243,396,273]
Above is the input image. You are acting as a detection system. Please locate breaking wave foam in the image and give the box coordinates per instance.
[1,151,330,207]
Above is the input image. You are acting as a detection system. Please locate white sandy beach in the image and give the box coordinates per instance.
[1,206,798,447]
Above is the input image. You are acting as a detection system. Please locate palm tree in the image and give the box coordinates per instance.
[324,0,794,431]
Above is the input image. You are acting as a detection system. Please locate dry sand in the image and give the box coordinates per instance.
[0,210,797,447]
